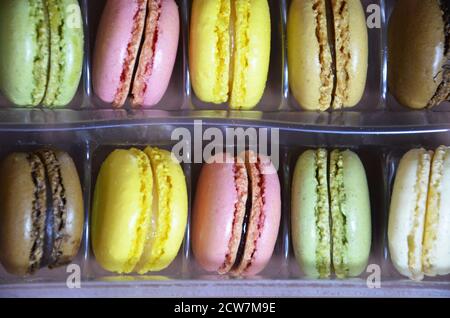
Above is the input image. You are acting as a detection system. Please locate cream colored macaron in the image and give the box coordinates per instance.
[388,147,450,280]
[287,0,368,111]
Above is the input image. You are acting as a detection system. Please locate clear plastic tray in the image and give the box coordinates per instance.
[0,0,448,129]
[0,0,449,297]
[0,126,449,297]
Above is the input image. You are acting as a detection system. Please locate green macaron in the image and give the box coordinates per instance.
[0,0,84,107]
[291,149,371,278]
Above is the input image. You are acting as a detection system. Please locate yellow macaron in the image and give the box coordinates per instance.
[189,0,271,109]
[91,147,187,274]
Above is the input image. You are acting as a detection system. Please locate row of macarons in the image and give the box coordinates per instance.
[0,146,449,281]
[0,0,448,111]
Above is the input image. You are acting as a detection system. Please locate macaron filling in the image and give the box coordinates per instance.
[113,0,147,107]
[44,0,83,107]
[330,150,349,278]
[306,0,354,110]
[213,0,231,103]
[207,0,253,107]
[132,0,162,106]
[331,0,351,109]
[408,150,431,279]
[30,0,50,106]
[38,150,70,267]
[217,152,267,276]
[27,153,47,273]
[313,0,334,110]
[138,147,173,272]
[423,147,444,274]
[229,0,250,107]
[123,148,152,273]
[42,155,56,268]
[36,150,75,270]
[314,149,331,278]
[232,156,266,274]
[24,150,73,273]
[43,0,64,106]
[219,160,248,274]
[232,181,252,271]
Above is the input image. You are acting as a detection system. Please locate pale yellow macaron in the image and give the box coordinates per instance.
[287,0,368,111]
[189,0,271,109]
[91,147,187,274]
[389,147,450,281]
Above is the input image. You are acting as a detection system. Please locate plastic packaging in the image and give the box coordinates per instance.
[0,0,449,297]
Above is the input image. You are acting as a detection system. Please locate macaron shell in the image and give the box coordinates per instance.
[423,146,450,276]
[0,0,49,106]
[134,147,187,273]
[192,153,241,272]
[53,151,84,264]
[388,149,432,280]
[93,0,147,105]
[189,0,230,104]
[331,0,368,108]
[240,152,280,276]
[229,0,271,109]
[43,0,84,107]
[91,149,152,273]
[287,0,333,111]
[333,150,371,277]
[0,153,40,276]
[132,0,180,107]
[388,0,447,109]
[291,149,331,278]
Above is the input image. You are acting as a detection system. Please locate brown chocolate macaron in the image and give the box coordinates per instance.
[0,150,84,276]
[388,0,449,109]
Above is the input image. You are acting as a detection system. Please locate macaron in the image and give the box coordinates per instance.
[388,0,449,109]
[287,0,368,111]
[192,151,281,276]
[0,0,84,107]
[189,0,271,109]
[93,0,180,108]
[291,149,371,278]
[91,147,187,274]
[388,147,450,281]
[0,150,84,276]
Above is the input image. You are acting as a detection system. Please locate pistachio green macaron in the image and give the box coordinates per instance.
[0,0,84,107]
[291,149,371,278]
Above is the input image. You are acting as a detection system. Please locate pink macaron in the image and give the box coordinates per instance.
[93,0,179,108]
[192,151,281,276]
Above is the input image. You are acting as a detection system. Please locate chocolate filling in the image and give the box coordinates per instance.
[232,174,252,270]
[428,0,450,106]
[41,165,55,267]
[27,154,47,274]
[36,150,68,268]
